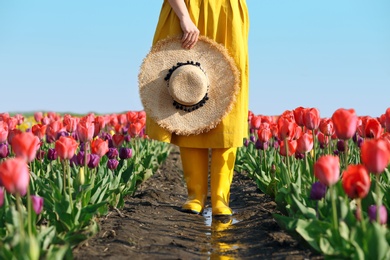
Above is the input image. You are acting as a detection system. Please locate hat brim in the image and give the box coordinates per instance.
[138,35,240,136]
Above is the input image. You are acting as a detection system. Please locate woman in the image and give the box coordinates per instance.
[146,0,249,216]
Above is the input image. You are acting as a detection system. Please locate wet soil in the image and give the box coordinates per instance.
[72,145,323,259]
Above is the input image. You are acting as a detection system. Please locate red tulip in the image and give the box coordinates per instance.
[112,133,125,148]
[279,139,297,157]
[296,132,314,154]
[46,120,64,143]
[342,164,371,199]
[361,138,390,174]
[11,132,40,163]
[303,107,320,130]
[129,121,144,137]
[384,107,390,133]
[331,108,358,140]
[31,124,47,140]
[0,158,30,196]
[77,119,95,143]
[0,121,8,143]
[314,155,340,186]
[363,117,382,139]
[55,136,79,160]
[319,118,334,136]
[257,122,273,143]
[250,115,262,130]
[91,138,109,157]
[63,114,79,133]
[277,115,298,141]
[293,106,305,127]
[317,132,330,148]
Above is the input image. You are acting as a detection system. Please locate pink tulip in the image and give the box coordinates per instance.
[31,195,44,215]
[0,158,30,196]
[296,132,314,154]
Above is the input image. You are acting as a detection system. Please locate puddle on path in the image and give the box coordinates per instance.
[202,208,242,259]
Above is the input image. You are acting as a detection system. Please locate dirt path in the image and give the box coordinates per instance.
[73,146,323,259]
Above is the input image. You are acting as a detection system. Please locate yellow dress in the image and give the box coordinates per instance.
[145,0,249,148]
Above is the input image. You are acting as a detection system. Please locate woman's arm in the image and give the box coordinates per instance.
[167,0,199,49]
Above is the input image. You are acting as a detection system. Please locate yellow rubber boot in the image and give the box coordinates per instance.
[210,147,237,216]
[180,147,209,214]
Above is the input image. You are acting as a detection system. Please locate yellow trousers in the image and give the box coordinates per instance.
[180,147,237,215]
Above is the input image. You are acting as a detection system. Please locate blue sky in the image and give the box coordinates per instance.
[0,0,389,118]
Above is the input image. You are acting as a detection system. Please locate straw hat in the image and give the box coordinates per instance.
[138,35,240,136]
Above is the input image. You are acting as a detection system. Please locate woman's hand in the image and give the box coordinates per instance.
[167,0,199,49]
[180,16,199,49]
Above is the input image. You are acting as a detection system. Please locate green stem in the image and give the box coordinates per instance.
[15,193,25,241]
[356,198,366,233]
[375,174,382,223]
[66,160,73,209]
[283,138,292,180]
[62,160,66,195]
[312,129,316,161]
[27,186,32,237]
[330,185,338,230]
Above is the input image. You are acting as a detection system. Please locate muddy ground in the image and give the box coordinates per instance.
[72,146,323,259]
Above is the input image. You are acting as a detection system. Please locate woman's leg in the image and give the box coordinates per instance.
[210,147,237,216]
[180,147,209,214]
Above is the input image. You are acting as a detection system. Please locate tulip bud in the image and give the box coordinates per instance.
[77,167,85,185]
[70,154,78,167]
[337,140,346,152]
[47,148,58,161]
[368,205,388,225]
[310,182,327,200]
[77,151,90,166]
[107,159,119,170]
[35,149,45,161]
[124,135,131,142]
[88,154,100,168]
[107,148,119,159]
[31,195,44,215]
[243,139,249,147]
[119,147,132,160]
[0,143,9,158]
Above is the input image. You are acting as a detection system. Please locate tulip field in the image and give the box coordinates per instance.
[1,107,390,259]
[236,107,390,259]
[0,111,171,259]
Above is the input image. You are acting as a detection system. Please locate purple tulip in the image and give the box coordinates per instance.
[310,182,327,200]
[56,131,69,140]
[0,143,9,158]
[124,134,131,143]
[70,154,78,167]
[107,159,119,170]
[107,147,119,159]
[243,139,249,147]
[337,140,345,152]
[119,147,132,160]
[31,195,44,215]
[357,137,364,148]
[0,187,4,207]
[368,205,388,225]
[88,154,100,169]
[77,151,90,166]
[250,135,256,143]
[47,148,58,161]
[35,149,45,161]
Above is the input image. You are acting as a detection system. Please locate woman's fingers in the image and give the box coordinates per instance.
[182,31,199,49]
